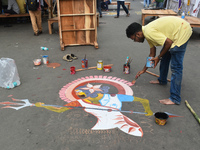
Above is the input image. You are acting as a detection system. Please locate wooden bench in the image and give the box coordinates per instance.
[158,15,200,28]
[48,17,58,34]
[141,9,177,25]
[0,13,30,18]
[110,2,131,10]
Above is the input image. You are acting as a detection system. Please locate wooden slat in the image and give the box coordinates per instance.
[61,28,95,32]
[0,13,29,18]
[74,0,85,44]
[60,13,95,16]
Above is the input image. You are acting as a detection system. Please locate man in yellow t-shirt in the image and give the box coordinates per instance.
[126,16,192,105]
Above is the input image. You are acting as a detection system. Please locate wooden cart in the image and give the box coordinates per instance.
[57,0,98,50]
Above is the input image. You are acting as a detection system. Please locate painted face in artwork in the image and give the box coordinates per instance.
[99,94,122,109]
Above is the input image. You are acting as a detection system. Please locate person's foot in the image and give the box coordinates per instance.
[34,32,39,36]
[114,16,119,18]
[100,15,102,18]
[149,80,160,84]
[38,31,43,34]
[126,13,130,17]
[159,99,176,105]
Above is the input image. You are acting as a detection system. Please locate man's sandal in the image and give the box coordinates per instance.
[70,54,78,60]
[63,54,73,62]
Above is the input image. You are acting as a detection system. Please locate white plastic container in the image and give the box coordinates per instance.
[181,11,185,19]
[41,47,48,50]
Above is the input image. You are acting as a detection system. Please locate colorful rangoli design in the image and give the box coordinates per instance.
[0,75,154,137]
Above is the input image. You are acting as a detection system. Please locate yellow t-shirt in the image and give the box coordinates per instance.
[16,0,26,14]
[142,16,192,48]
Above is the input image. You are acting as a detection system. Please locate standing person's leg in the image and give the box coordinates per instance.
[115,1,120,18]
[121,1,129,16]
[0,0,2,14]
[101,2,105,10]
[147,0,150,7]
[29,10,39,35]
[35,10,42,33]
[157,2,163,8]
[156,2,163,8]
[105,1,109,10]
[169,41,188,104]
[158,51,171,84]
[143,0,146,8]
[97,0,102,17]
[150,50,171,84]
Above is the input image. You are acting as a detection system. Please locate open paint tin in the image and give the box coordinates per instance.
[103,66,112,72]
[146,57,154,68]
[33,59,41,66]
[154,112,169,125]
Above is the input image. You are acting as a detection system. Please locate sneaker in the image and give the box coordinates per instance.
[126,13,130,17]
[114,16,119,18]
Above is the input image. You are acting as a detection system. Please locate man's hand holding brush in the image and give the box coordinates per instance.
[132,69,146,85]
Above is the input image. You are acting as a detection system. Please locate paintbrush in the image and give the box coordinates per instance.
[84,54,86,67]
[132,75,139,85]
[129,59,133,64]
[76,64,113,72]
[126,57,131,67]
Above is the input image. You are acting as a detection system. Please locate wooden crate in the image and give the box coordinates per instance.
[57,0,98,50]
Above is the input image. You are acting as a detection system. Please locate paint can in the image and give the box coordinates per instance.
[33,59,41,66]
[97,60,103,70]
[70,66,76,75]
[103,66,112,72]
[123,64,130,74]
[42,55,49,64]
[81,59,88,68]
[154,112,169,125]
[146,57,154,68]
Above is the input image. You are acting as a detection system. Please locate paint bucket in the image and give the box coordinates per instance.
[146,57,154,68]
[33,59,41,66]
[42,55,49,64]
[81,59,88,68]
[103,66,112,72]
[70,66,76,75]
[97,60,103,70]
[154,112,169,125]
[123,64,130,74]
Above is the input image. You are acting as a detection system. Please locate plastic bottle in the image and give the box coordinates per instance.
[153,2,156,8]
[125,57,129,64]
[41,47,48,51]
[7,80,21,89]
[2,9,4,14]
[181,11,185,19]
